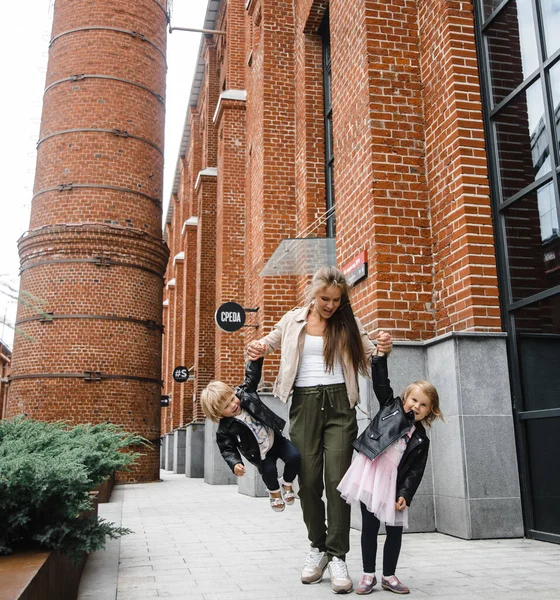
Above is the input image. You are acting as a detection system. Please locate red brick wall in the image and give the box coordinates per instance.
[161,0,504,420]
[7,0,169,483]
[418,0,501,333]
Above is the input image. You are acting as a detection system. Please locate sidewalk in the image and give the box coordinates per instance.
[78,471,560,600]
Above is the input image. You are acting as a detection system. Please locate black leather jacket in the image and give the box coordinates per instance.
[216,358,286,474]
[353,354,429,506]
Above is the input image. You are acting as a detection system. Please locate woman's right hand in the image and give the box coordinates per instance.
[246,340,266,360]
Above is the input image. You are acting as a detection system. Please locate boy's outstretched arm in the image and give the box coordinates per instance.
[240,357,263,394]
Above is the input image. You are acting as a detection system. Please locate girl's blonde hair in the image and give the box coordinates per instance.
[200,381,236,423]
[402,380,444,426]
[308,266,368,377]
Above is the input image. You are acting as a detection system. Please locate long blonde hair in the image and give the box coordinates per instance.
[308,266,368,377]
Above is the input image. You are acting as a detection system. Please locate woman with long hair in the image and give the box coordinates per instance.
[247,266,390,594]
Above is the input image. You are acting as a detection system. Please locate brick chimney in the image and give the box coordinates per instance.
[7,0,170,482]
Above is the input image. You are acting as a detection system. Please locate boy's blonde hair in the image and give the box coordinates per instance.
[200,381,236,423]
[402,380,444,426]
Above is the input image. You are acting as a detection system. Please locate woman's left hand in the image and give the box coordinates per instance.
[395,496,407,511]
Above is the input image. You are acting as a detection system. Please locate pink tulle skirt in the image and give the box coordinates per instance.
[337,439,408,528]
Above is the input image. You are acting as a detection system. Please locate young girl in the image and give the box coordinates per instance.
[337,332,444,595]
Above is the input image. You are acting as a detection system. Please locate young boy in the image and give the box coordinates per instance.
[200,358,300,512]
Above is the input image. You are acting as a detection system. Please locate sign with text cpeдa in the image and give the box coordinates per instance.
[215,302,246,332]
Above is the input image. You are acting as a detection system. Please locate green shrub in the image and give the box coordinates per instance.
[0,415,147,562]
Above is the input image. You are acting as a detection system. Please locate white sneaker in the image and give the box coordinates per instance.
[301,547,328,584]
[328,557,353,594]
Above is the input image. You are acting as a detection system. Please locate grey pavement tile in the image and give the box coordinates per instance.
[116,578,158,591]
[157,594,205,599]
[117,565,155,578]
[116,591,159,599]
[117,557,152,568]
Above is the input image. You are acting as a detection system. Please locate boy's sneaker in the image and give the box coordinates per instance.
[381,575,409,594]
[280,478,296,505]
[301,547,328,584]
[328,557,353,594]
[269,492,285,512]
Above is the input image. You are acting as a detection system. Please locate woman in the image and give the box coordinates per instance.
[247,266,390,594]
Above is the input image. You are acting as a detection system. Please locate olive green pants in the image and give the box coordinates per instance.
[290,383,357,560]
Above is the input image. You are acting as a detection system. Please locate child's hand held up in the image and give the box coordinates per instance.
[234,463,246,476]
[376,331,392,356]
[395,496,407,511]
[246,340,266,360]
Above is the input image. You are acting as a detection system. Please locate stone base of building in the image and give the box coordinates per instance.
[204,419,237,485]
[185,422,205,478]
[160,436,166,470]
[388,332,523,539]
[165,432,174,471]
[173,428,186,474]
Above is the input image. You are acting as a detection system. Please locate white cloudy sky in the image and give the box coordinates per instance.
[0,1,207,347]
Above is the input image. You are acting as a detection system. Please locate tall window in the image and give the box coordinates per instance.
[320,10,335,237]
[475,0,560,544]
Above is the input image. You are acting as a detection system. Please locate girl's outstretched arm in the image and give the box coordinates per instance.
[371,353,395,407]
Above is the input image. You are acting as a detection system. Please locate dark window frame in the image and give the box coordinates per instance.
[319,10,335,238]
[474,0,560,545]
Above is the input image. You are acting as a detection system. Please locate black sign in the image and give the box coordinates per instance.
[215,301,246,332]
[160,395,170,407]
[172,366,190,383]
[346,262,368,286]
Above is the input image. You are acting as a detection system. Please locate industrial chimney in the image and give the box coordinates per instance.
[7,0,170,482]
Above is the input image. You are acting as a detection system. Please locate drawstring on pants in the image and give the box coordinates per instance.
[317,384,334,411]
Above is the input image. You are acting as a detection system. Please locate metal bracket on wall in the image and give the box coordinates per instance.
[32,183,162,207]
[8,372,163,385]
[243,307,259,328]
[84,370,103,382]
[16,313,164,332]
[20,258,164,280]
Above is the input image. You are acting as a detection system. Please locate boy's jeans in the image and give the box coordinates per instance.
[261,435,301,490]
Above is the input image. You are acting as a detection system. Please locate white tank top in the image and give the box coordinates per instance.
[294,334,345,387]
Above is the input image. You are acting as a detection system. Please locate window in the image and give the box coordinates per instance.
[320,10,335,238]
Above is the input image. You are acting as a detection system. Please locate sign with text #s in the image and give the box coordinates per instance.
[215,302,246,332]
[172,366,190,383]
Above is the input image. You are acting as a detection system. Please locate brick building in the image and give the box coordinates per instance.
[6,0,169,482]
[0,340,10,420]
[162,0,559,544]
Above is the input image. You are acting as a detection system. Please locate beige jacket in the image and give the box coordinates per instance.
[260,305,376,407]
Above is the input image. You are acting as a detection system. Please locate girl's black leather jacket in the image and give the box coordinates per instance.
[216,358,286,474]
[353,354,430,506]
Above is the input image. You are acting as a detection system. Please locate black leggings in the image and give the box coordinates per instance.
[360,502,403,576]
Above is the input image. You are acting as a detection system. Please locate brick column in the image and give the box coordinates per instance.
[194,171,218,405]
[214,94,247,384]
[418,0,501,333]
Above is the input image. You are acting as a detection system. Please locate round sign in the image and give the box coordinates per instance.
[215,301,246,332]
[172,366,190,383]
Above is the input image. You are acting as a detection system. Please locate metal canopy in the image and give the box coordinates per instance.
[259,237,336,276]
